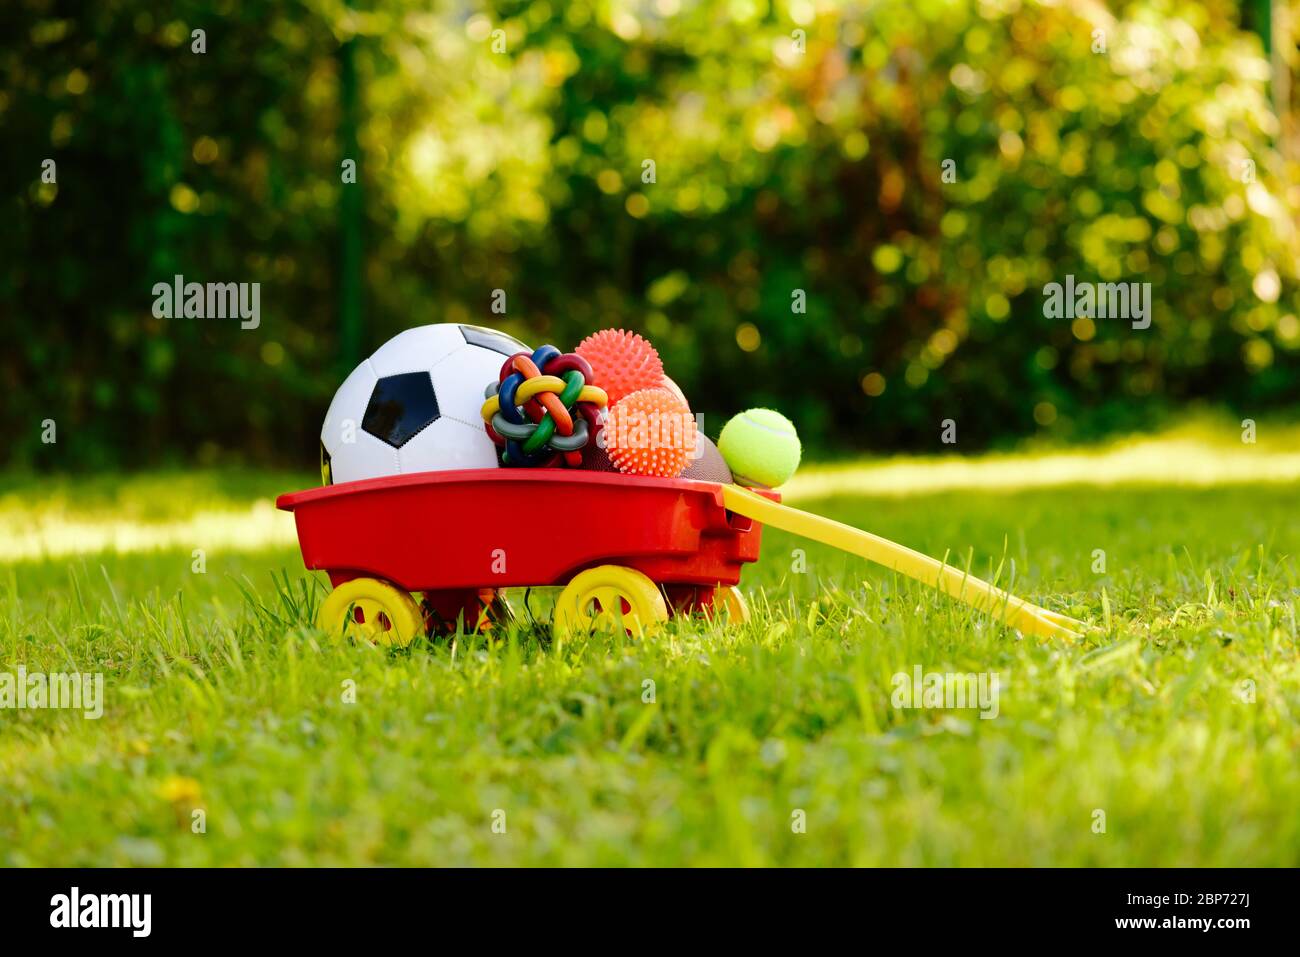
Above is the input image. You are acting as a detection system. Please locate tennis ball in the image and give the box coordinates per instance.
[717,408,801,488]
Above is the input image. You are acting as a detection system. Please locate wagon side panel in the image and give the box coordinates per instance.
[291,477,719,592]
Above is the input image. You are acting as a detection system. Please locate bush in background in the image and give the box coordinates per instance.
[2,0,1296,468]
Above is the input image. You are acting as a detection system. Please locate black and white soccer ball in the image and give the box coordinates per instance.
[320,324,528,484]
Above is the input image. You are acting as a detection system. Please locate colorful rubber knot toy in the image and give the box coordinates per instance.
[480,345,609,467]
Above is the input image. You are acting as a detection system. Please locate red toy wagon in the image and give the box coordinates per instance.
[276,469,774,646]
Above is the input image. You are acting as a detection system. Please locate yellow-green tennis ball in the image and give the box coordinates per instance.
[718,408,801,488]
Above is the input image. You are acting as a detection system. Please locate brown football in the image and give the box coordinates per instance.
[581,433,732,484]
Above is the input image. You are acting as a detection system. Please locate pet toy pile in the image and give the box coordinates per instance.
[480,327,800,488]
[313,322,1087,640]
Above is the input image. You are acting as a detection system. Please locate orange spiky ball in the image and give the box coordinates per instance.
[575,329,666,406]
[604,388,698,478]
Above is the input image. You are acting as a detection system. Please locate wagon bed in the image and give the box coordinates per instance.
[277,469,775,643]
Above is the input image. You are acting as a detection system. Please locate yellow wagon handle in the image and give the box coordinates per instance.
[720,484,1085,641]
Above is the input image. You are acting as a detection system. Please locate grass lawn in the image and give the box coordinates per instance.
[2,421,1299,866]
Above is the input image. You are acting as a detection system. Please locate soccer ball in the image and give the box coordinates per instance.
[320,324,529,485]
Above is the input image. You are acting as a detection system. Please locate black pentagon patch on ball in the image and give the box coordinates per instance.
[362,372,440,448]
[460,324,529,356]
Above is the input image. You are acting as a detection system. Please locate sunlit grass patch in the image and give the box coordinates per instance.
[786,416,1300,502]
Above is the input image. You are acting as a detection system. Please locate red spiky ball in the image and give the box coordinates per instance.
[575,329,665,406]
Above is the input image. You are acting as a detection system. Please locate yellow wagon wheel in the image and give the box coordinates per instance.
[707,585,750,623]
[554,565,669,639]
[318,578,424,648]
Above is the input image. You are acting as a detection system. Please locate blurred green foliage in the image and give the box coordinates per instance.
[2,0,1298,469]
